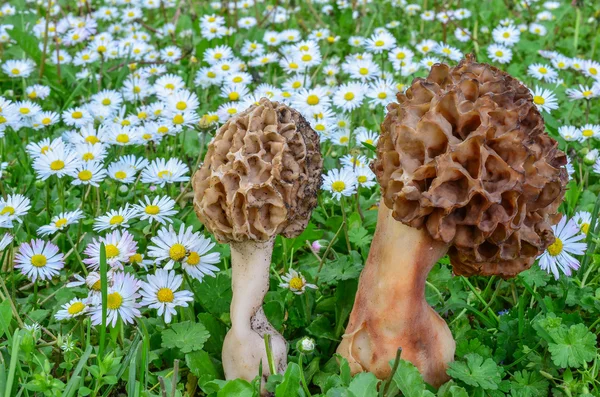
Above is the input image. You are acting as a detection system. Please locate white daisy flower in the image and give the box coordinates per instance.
[573,211,593,235]
[93,205,138,232]
[140,269,194,323]
[83,230,138,271]
[333,82,366,112]
[15,239,64,282]
[55,298,89,320]
[530,87,558,113]
[322,168,358,200]
[352,166,377,188]
[140,158,190,187]
[37,209,85,237]
[279,269,316,295]
[565,85,600,101]
[147,223,204,269]
[0,232,13,251]
[579,124,600,141]
[527,63,558,83]
[487,44,512,64]
[69,161,107,187]
[90,272,141,327]
[134,196,178,225]
[0,194,31,228]
[355,127,379,147]
[538,217,586,279]
[340,154,369,169]
[492,24,520,46]
[558,126,581,142]
[32,144,80,181]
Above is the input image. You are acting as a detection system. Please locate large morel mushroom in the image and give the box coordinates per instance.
[192,98,322,385]
[337,55,568,387]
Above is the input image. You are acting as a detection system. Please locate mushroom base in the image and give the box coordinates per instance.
[222,239,287,388]
[336,203,455,387]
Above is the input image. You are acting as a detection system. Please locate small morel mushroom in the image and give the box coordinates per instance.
[192,98,322,384]
[337,55,568,387]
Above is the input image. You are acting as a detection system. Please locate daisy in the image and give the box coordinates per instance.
[0,232,13,251]
[0,194,31,227]
[133,196,178,225]
[558,125,581,141]
[164,90,200,113]
[292,87,331,113]
[347,59,380,81]
[55,298,89,320]
[32,111,60,129]
[341,154,369,169]
[492,25,520,46]
[364,31,396,54]
[366,78,396,106]
[147,223,202,269]
[582,60,600,80]
[565,85,600,101]
[73,143,108,163]
[62,107,93,127]
[333,83,366,112]
[416,39,437,54]
[573,211,593,235]
[70,161,107,187]
[37,210,85,237]
[487,44,512,64]
[32,144,80,181]
[15,239,64,282]
[530,87,558,112]
[26,85,51,100]
[181,235,221,282]
[279,269,316,295]
[579,124,600,140]
[140,158,189,187]
[90,272,141,327]
[93,205,138,232]
[353,166,377,188]
[2,59,36,78]
[83,230,138,271]
[330,129,351,146]
[356,127,379,146]
[527,64,558,83]
[14,100,42,118]
[538,217,586,279]
[322,168,358,200]
[140,269,194,323]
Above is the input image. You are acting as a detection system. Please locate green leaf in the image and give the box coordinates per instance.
[0,299,12,338]
[455,338,492,359]
[275,362,304,396]
[509,370,549,397]
[217,379,254,397]
[548,323,597,368]
[437,381,469,397]
[185,350,220,386]
[348,226,372,249]
[195,273,232,315]
[161,321,210,353]
[319,253,363,285]
[392,359,436,397]
[348,372,379,397]
[447,353,503,390]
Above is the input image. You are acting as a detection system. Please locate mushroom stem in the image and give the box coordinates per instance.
[222,238,287,385]
[336,202,455,387]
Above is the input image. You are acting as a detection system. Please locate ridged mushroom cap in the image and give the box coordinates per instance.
[192,98,323,243]
[373,55,568,278]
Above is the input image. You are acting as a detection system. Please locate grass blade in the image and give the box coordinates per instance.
[5,329,22,397]
[62,345,93,397]
[99,242,108,359]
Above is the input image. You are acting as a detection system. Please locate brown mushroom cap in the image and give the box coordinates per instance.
[192,98,323,243]
[373,55,568,278]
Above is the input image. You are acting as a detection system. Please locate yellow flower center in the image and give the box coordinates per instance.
[129,253,142,263]
[0,116,6,124]
[539,67,547,74]
[358,175,367,184]
[68,302,85,315]
[110,215,124,225]
[107,292,123,309]
[86,136,100,144]
[582,129,594,137]
[229,92,240,101]
[396,52,405,59]
[292,81,301,89]
[41,117,52,125]
[138,111,147,119]
[133,86,141,93]
[82,152,95,161]
[114,171,127,179]
[187,251,200,265]
[157,288,174,303]
[176,101,187,110]
[208,71,217,79]
[378,92,387,99]
[158,170,172,179]
[105,244,120,258]
[359,67,368,75]
[590,67,598,75]
[307,95,319,105]
[331,181,346,192]
[55,218,68,228]
[98,45,106,53]
[121,120,130,126]
[76,169,92,182]
[340,136,349,144]
[582,90,592,98]
[547,238,563,256]
[581,223,590,234]
[116,134,129,143]
[31,254,47,267]
[0,206,15,215]
[375,40,384,47]
[173,114,184,124]
[289,277,304,290]
[157,126,169,134]
[20,107,30,115]
[82,54,90,61]
[301,54,312,62]
[11,68,20,75]
[50,160,65,171]
[145,205,160,215]
[227,108,237,115]
[344,92,355,101]
[503,32,510,38]
[169,243,187,261]
[495,50,504,57]
[28,91,37,99]
[72,111,83,119]
[533,96,545,105]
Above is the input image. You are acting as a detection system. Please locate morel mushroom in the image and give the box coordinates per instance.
[337,55,568,387]
[192,98,322,384]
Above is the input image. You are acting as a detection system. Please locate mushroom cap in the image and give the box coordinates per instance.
[192,98,323,243]
[373,55,568,278]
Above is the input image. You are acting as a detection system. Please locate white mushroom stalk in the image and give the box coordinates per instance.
[192,98,322,388]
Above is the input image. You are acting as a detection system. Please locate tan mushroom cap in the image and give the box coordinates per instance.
[192,98,323,243]
[373,55,568,278]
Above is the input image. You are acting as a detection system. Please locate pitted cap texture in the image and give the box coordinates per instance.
[373,55,568,278]
[193,98,323,243]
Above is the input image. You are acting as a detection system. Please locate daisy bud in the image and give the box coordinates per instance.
[296,337,315,353]
[311,240,322,252]
[118,185,129,197]
[35,180,46,189]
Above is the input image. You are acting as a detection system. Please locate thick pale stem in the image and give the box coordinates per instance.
[222,238,287,385]
[336,203,455,387]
